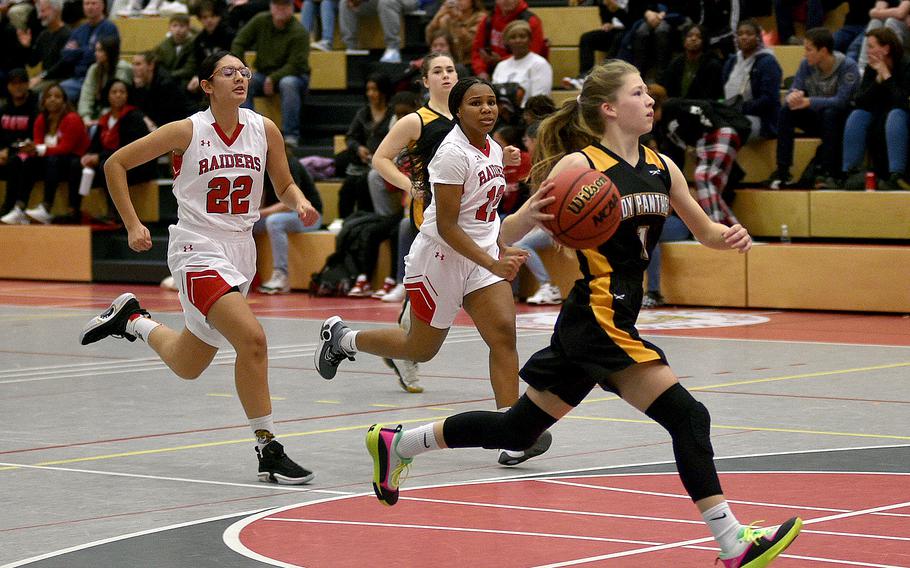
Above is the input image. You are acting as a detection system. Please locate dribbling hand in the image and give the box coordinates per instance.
[723,223,752,253]
[128,224,152,252]
[527,180,557,223]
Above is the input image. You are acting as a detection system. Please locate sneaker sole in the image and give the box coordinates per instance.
[365,424,398,506]
[742,517,802,568]
[257,470,315,485]
[382,358,424,393]
[498,430,553,466]
[314,316,343,380]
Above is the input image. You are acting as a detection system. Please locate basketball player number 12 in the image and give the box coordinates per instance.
[206,175,253,214]
[474,184,505,222]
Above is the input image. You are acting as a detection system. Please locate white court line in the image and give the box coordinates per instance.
[0,461,352,495]
[641,333,910,350]
[264,516,660,545]
[527,498,910,568]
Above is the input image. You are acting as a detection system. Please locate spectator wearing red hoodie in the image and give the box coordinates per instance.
[470,0,547,80]
[8,83,90,224]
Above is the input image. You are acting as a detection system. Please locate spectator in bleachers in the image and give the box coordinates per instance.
[629,2,687,81]
[774,0,841,46]
[834,0,876,53]
[2,82,89,224]
[424,0,486,66]
[0,69,40,225]
[722,18,782,140]
[841,26,910,190]
[338,0,434,63]
[154,14,196,89]
[21,0,71,94]
[857,1,910,72]
[332,72,394,230]
[117,0,190,16]
[767,27,859,189]
[491,19,552,106]
[78,36,132,127]
[226,0,269,32]
[74,79,155,223]
[0,12,33,89]
[131,51,193,128]
[187,0,235,95]
[256,145,324,294]
[302,0,338,52]
[697,0,740,57]
[561,0,640,91]
[470,0,547,80]
[232,0,310,146]
[659,24,724,99]
[58,0,119,102]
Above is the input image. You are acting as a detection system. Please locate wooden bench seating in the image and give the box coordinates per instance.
[0,179,161,222]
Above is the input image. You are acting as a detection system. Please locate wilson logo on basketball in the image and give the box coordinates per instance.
[567,175,608,215]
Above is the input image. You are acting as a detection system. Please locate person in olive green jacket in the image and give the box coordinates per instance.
[154,14,197,90]
[232,0,310,146]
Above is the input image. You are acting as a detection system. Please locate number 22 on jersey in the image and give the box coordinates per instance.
[206,175,253,214]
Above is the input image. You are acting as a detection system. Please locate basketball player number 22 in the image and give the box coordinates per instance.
[474,185,505,222]
[206,175,252,214]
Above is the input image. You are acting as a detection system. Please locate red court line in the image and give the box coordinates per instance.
[230,473,910,568]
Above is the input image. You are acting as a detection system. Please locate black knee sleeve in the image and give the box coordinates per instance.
[645,383,722,501]
[442,394,557,451]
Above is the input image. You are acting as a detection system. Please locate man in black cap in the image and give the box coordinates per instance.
[0,69,40,225]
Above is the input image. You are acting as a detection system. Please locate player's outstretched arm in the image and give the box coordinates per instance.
[104,119,193,252]
[664,154,752,253]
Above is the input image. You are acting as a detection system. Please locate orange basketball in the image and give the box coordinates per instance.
[540,167,622,249]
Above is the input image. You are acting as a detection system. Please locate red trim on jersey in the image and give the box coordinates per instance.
[404,279,437,325]
[185,269,232,316]
[172,153,183,178]
[211,121,244,147]
[480,140,491,157]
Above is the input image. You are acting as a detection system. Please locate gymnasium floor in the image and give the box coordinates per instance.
[0,280,908,567]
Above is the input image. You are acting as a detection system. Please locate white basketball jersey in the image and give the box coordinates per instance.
[423,126,505,249]
[173,108,267,232]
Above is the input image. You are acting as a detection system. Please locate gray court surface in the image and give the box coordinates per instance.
[1,303,908,567]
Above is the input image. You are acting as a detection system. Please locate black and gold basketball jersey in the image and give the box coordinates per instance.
[403,105,454,228]
[576,142,672,278]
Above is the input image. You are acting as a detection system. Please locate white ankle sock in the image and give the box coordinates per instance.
[702,502,744,555]
[249,414,276,450]
[127,315,160,342]
[340,330,358,354]
[395,423,439,459]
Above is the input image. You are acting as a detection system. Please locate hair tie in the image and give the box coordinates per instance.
[576,94,582,105]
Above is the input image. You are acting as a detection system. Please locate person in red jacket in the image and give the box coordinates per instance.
[5,83,89,224]
[470,0,547,80]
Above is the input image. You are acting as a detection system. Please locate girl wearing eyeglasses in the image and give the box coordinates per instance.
[79,50,320,486]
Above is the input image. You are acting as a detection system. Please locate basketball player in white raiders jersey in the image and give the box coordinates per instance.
[316,78,557,472]
[79,51,320,485]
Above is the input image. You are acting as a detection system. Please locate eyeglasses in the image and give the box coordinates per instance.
[209,66,252,80]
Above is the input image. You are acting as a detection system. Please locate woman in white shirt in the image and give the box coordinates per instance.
[491,19,553,106]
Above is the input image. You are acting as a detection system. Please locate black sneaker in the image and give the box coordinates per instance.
[843,169,867,190]
[80,293,149,345]
[879,173,910,191]
[256,440,315,485]
[497,430,553,466]
[641,291,665,309]
[314,316,355,380]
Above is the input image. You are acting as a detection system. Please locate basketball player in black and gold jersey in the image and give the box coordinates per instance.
[364,60,802,567]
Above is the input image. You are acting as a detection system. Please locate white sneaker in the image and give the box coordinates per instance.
[158,0,187,15]
[1,205,29,225]
[24,203,53,224]
[371,277,397,299]
[327,218,344,234]
[347,274,372,297]
[258,269,290,294]
[383,357,423,393]
[310,39,332,52]
[381,283,406,303]
[140,0,160,15]
[159,275,178,291]
[526,283,562,305]
[345,48,370,56]
[379,48,401,63]
[116,6,141,16]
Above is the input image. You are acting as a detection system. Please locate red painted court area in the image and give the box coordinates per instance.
[227,473,910,567]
